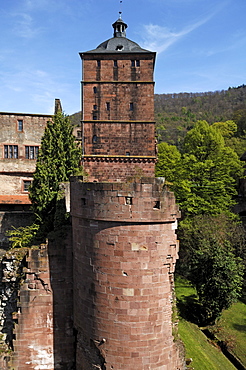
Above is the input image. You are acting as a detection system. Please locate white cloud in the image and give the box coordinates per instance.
[12,12,42,38]
[141,12,218,53]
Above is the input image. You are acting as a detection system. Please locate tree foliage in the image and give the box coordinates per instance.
[29,111,81,230]
[156,120,244,217]
[178,215,244,324]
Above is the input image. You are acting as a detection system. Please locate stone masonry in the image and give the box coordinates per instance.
[71,178,182,369]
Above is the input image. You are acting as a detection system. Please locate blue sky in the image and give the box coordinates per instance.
[0,0,246,115]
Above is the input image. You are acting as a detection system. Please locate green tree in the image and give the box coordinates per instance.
[156,121,243,216]
[29,111,81,230]
[178,214,244,324]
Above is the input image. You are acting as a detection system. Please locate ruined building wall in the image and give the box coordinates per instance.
[71,177,182,370]
[0,225,75,370]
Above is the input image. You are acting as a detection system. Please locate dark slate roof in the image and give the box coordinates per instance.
[81,16,154,55]
[84,36,152,54]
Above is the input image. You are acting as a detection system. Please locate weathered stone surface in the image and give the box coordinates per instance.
[71,179,183,369]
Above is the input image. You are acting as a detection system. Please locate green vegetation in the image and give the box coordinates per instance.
[176,275,246,369]
[213,300,246,366]
[156,120,245,323]
[29,111,81,222]
[156,121,244,217]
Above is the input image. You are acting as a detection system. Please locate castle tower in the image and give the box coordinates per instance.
[71,15,183,369]
[80,15,156,181]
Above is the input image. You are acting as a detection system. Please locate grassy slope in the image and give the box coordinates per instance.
[175,276,237,370]
[213,300,246,366]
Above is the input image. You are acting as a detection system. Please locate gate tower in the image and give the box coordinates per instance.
[80,15,156,181]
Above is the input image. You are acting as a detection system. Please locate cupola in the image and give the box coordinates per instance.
[112,14,128,38]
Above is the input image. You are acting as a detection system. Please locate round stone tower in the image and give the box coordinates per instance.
[71,178,182,369]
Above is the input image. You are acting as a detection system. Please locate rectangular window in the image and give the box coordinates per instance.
[93,114,97,120]
[23,180,32,192]
[93,104,97,110]
[131,60,135,67]
[4,145,18,159]
[130,102,134,111]
[106,102,110,111]
[17,120,23,131]
[25,146,39,159]
[114,60,118,67]
[97,60,101,67]
[136,60,140,67]
[93,86,97,94]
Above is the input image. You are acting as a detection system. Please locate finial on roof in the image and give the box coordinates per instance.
[119,0,122,18]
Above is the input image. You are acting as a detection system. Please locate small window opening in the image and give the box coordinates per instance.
[93,86,97,94]
[23,180,31,192]
[106,102,110,111]
[129,102,134,111]
[17,120,23,131]
[131,60,135,67]
[97,60,101,67]
[92,135,98,144]
[153,201,160,210]
[93,104,97,110]
[114,60,118,67]
[126,152,130,156]
[93,114,97,120]
[116,45,123,51]
[136,60,140,67]
[125,197,133,205]
[81,198,86,205]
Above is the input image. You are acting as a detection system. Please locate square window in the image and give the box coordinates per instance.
[25,146,39,159]
[17,120,23,131]
[4,145,18,159]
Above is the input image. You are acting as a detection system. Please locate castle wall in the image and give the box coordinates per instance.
[71,177,182,369]
[11,231,74,370]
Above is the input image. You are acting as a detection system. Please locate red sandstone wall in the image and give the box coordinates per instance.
[83,157,155,182]
[71,178,183,370]
[12,231,74,370]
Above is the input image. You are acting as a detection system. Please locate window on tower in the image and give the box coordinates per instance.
[131,60,135,67]
[93,86,97,94]
[106,102,110,111]
[92,135,98,143]
[130,102,134,111]
[136,60,140,67]
[114,60,118,67]
[97,60,101,67]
